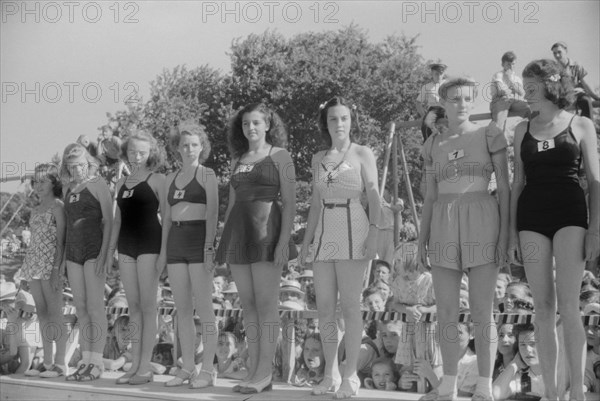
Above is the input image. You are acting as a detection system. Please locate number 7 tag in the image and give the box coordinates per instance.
[448,149,464,161]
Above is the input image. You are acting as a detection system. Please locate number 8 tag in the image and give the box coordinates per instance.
[537,139,555,152]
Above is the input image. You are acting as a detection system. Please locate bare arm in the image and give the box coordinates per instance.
[90,179,114,275]
[579,78,600,100]
[299,153,323,264]
[509,121,528,264]
[418,157,438,268]
[159,174,174,269]
[492,147,511,265]
[274,149,296,265]
[360,145,381,258]
[50,201,67,290]
[107,178,125,258]
[202,167,219,266]
[577,116,600,260]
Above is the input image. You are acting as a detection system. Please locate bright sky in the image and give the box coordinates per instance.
[1,0,599,193]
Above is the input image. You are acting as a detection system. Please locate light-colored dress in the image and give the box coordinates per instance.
[391,272,441,368]
[19,208,57,281]
[312,144,369,261]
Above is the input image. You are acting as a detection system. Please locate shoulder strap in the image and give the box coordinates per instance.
[568,114,576,128]
[144,173,153,182]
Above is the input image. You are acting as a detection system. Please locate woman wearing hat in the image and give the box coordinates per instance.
[18,164,68,378]
[61,143,113,382]
[107,129,165,385]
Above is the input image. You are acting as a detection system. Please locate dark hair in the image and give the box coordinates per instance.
[502,51,517,64]
[34,163,62,198]
[514,323,536,342]
[228,103,288,159]
[121,129,164,171]
[170,120,211,164]
[522,59,575,109]
[317,96,360,148]
[296,332,324,372]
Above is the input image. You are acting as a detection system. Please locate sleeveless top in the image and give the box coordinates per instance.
[520,115,580,186]
[117,173,160,228]
[231,146,280,202]
[20,208,57,279]
[64,186,102,237]
[168,166,207,206]
[314,143,363,200]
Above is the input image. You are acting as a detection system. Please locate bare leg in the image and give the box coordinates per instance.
[554,227,587,401]
[520,230,557,401]
[229,264,257,382]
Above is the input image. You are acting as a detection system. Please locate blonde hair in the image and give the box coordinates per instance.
[60,143,99,181]
[393,242,421,275]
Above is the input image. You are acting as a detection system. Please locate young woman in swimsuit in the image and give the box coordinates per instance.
[61,144,113,382]
[161,120,219,389]
[509,59,599,401]
[108,130,165,385]
[216,103,297,394]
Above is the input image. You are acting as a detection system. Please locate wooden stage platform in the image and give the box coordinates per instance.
[0,371,471,401]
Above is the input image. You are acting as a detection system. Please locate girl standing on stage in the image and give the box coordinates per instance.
[418,77,510,401]
[509,59,599,401]
[61,144,113,381]
[20,164,68,378]
[299,96,380,399]
[108,130,165,385]
[216,103,297,395]
[161,120,219,389]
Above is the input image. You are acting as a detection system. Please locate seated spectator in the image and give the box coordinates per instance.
[297,269,314,291]
[215,331,247,379]
[10,290,44,375]
[493,323,544,400]
[364,357,398,391]
[376,321,403,361]
[212,275,227,303]
[584,303,600,393]
[415,62,447,142]
[362,287,386,312]
[581,288,600,312]
[490,51,530,132]
[103,315,132,372]
[369,279,392,308]
[151,342,174,374]
[371,260,391,285]
[494,323,519,379]
[279,280,306,311]
[501,281,533,313]
[495,273,512,312]
[292,332,325,387]
[551,41,600,119]
[221,282,240,309]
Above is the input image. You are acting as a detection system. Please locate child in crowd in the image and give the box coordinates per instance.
[376,321,403,363]
[369,279,392,308]
[390,242,439,389]
[292,333,325,387]
[371,260,391,285]
[221,282,240,309]
[102,315,132,372]
[364,357,398,391]
[502,281,533,313]
[362,288,386,312]
[494,273,512,312]
[215,332,247,379]
[494,323,519,379]
[584,303,600,393]
[492,324,544,400]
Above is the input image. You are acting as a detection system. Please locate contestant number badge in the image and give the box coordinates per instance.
[174,189,185,200]
[537,139,555,152]
[122,189,134,199]
[448,149,464,161]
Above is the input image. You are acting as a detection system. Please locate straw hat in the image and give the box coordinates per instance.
[0,281,18,302]
[280,280,304,296]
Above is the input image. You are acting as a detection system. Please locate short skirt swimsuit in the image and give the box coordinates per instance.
[20,208,57,281]
[216,147,297,264]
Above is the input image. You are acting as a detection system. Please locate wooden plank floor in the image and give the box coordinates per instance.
[0,371,472,401]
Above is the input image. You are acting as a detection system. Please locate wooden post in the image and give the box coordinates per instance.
[392,134,399,248]
[379,123,396,197]
[398,130,420,236]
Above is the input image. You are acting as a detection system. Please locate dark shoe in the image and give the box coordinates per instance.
[66,364,86,382]
[77,363,102,382]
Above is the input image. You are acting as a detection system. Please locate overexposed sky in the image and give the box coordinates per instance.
[1,0,599,192]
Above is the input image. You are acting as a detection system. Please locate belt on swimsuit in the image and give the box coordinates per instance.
[322,199,357,209]
[171,220,205,226]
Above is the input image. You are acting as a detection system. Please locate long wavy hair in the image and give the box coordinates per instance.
[228,103,288,159]
[522,59,575,109]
